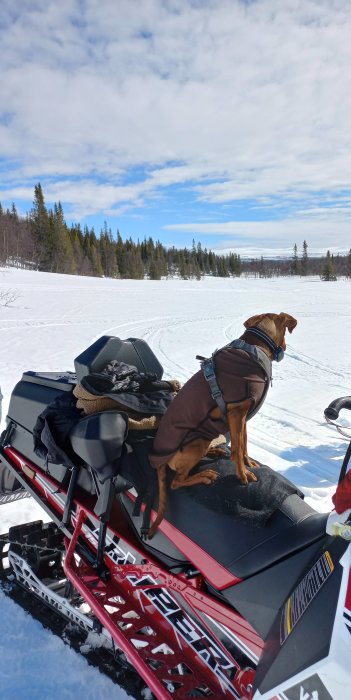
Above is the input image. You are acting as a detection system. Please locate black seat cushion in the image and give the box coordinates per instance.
[121,454,328,581]
[163,460,328,579]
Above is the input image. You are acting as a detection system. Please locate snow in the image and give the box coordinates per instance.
[0,587,129,700]
[1,266,351,698]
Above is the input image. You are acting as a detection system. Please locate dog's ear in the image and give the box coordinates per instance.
[244,313,266,329]
[279,313,297,334]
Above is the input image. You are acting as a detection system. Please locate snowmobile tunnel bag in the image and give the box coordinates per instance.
[74,335,164,382]
[7,371,76,433]
[5,371,77,486]
[69,410,129,483]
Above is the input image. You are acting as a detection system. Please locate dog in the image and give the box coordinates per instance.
[148,312,297,536]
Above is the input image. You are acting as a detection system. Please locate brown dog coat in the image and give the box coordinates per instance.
[149,345,270,470]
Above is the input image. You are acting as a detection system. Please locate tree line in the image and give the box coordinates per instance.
[0,184,350,280]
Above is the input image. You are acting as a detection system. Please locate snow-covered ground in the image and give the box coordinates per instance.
[1,267,351,699]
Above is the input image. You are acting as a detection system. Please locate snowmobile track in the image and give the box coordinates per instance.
[0,526,152,700]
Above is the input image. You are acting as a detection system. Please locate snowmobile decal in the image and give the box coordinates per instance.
[280,673,333,699]
[127,572,240,698]
[344,567,351,612]
[280,552,334,644]
[343,610,351,635]
[35,472,66,509]
[203,615,259,664]
[76,518,136,567]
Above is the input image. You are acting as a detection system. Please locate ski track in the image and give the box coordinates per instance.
[97,314,235,382]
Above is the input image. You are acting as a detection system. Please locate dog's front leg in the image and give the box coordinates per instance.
[243,423,260,469]
[227,399,257,484]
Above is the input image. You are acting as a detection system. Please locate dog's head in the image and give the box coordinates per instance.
[244,312,297,358]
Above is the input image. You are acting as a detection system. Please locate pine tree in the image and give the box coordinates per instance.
[30,183,51,269]
[48,202,76,274]
[321,250,337,281]
[0,202,7,264]
[347,249,351,279]
[10,202,18,220]
[128,249,144,279]
[149,259,161,280]
[291,243,298,275]
[301,240,309,276]
[99,223,118,277]
[228,252,241,276]
[217,256,229,277]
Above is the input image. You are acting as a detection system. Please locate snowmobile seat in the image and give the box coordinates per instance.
[120,458,329,582]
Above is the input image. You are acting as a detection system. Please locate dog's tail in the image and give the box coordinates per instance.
[148,464,167,538]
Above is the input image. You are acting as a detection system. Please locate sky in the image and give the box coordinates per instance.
[1,0,351,257]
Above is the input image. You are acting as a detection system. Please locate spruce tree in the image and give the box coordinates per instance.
[128,249,144,279]
[149,259,162,280]
[49,202,76,273]
[291,243,298,275]
[301,240,309,276]
[30,183,51,270]
[321,250,337,281]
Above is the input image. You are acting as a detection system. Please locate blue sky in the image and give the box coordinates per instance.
[1,0,351,257]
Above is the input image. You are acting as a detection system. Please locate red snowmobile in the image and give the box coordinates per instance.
[1,335,351,700]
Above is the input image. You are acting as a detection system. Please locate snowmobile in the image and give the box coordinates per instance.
[1,334,351,700]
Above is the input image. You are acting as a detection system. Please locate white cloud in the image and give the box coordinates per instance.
[164,216,351,252]
[1,0,351,244]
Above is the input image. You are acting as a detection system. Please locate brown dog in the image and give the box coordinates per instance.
[148,312,297,536]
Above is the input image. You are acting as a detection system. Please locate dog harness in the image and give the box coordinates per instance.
[149,340,273,471]
[197,338,272,419]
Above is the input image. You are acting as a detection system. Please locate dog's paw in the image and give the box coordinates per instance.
[199,468,220,484]
[237,468,258,484]
[171,468,219,490]
[244,456,260,469]
[206,447,227,458]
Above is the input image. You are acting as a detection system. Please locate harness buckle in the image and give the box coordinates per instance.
[203,361,215,380]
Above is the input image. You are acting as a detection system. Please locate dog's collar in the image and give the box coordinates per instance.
[246,326,285,362]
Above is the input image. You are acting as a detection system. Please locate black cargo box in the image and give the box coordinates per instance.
[74,336,163,382]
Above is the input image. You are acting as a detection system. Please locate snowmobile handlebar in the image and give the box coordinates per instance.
[324,396,351,421]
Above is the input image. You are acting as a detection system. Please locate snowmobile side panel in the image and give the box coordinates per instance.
[253,543,351,699]
[222,537,327,640]
[253,537,348,696]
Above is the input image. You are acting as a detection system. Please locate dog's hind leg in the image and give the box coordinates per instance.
[149,439,220,537]
[169,438,219,490]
